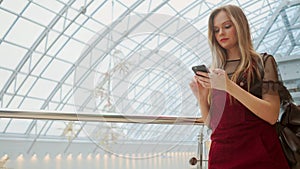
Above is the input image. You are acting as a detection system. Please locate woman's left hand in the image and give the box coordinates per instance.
[209,68,229,91]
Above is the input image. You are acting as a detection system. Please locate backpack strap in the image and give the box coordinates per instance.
[260,52,270,65]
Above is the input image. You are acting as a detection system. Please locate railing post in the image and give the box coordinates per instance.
[197,125,204,169]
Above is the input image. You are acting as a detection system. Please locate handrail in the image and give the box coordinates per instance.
[0,109,204,125]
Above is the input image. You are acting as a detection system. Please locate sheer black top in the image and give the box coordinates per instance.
[224,53,292,104]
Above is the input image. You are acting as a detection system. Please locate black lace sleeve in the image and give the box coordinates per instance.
[262,54,293,104]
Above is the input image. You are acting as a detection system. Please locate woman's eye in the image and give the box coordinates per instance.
[214,29,219,33]
[224,24,231,29]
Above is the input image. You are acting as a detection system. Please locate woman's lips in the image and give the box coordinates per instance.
[220,38,229,42]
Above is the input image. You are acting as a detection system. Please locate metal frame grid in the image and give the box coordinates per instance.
[0,0,299,155]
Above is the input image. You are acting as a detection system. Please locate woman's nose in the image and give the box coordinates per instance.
[218,28,224,35]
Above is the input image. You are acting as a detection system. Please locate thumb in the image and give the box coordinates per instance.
[212,68,225,75]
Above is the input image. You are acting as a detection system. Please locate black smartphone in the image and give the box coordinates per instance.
[192,65,209,76]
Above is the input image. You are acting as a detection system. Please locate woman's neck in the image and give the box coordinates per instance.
[226,46,241,60]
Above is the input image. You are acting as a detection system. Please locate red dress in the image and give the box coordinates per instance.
[208,56,290,169]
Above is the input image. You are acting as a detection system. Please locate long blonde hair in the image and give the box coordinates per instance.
[208,5,262,91]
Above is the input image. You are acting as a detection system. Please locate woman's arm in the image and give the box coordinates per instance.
[226,79,280,124]
[189,76,210,124]
[209,67,280,125]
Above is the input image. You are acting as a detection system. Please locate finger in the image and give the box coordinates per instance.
[190,77,196,84]
[190,81,198,88]
[196,75,211,83]
[193,76,199,82]
[196,77,205,87]
[196,71,210,78]
[195,77,203,86]
[201,81,211,88]
[196,76,211,88]
[189,82,194,88]
[193,76,201,86]
[212,68,225,75]
[208,73,215,79]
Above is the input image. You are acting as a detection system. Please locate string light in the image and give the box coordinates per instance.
[67,154,72,161]
[87,153,92,160]
[95,153,100,160]
[1,154,8,160]
[17,154,24,162]
[56,154,62,160]
[0,154,9,168]
[31,154,37,161]
[44,153,50,161]
[77,153,82,160]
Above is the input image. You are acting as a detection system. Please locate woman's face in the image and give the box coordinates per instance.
[213,11,238,50]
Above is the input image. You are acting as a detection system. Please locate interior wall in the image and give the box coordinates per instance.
[0,139,212,169]
[1,152,204,169]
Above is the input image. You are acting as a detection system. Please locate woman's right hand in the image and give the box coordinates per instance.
[189,75,209,101]
[189,74,211,124]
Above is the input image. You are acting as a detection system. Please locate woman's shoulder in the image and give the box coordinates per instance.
[259,52,276,64]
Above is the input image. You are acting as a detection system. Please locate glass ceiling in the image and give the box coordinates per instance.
[0,0,299,156]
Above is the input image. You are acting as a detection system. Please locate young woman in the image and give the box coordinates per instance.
[189,5,290,169]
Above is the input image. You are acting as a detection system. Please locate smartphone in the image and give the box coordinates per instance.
[192,65,209,76]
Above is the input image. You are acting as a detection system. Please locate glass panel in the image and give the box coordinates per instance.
[4,95,23,109]
[17,75,37,96]
[45,121,70,136]
[205,0,223,5]
[22,3,56,26]
[44,31,69,56]
[1,0,29,14]
[85,0,107,16]
[61,103,77,111]
[0,42,27,70]
[92,2,114,24]
[5,119,32,134]
[134,0,163,13]
[30,54,52,76]
[73,27,95,46]
[64,20,81,37]
[0,9,17,39]
[5,17,44,48]
[27,78,57,99]
[15,73,28,91]
[51,84,73,102]
[77,122,96,137]
[291,46,300,55]
[0,69,12,91]
[83,19,106,33]
[29,120,47,135]
[0,118,10,132]
[56,39,85,63]
[41,59,72,81]
[32,0,64,13]
[169,0,196,10]
[19,97,44,109]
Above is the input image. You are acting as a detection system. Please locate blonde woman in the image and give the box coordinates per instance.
[190,5,290,169]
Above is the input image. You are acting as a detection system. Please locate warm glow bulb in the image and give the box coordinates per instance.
[77,153,82,160]
[87,154,92,160]
[17,154,24,162]
[44,154,50,161]
[32,154,38,161]
[56,154,62,160]
[67,154,72,160]
[1,154,8,160]
[95,153,100,160]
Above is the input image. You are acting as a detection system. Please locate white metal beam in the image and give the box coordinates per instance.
[0,109,204,125]
[255,0,300,49]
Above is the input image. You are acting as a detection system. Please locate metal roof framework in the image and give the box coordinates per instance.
[0,0,299,156]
